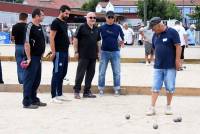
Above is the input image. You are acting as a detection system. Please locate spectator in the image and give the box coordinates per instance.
[11,12,28,84]
[122,23,135,46]
[187,24,196,46]
[23,8,47,109]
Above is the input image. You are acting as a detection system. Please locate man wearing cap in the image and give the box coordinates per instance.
[146,17,182,116]
[98,11,124,96]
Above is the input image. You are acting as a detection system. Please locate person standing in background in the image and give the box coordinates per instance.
[122,23,135,46]
[98,11,124,96]
[12,12,28,84]
[187,24,196,46]
[173,21,188,70]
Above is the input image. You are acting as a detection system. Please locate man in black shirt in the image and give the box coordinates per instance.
[23,8,47,109]
[50,5,71,103]
[73,12,100,99]
[12,12,28,84]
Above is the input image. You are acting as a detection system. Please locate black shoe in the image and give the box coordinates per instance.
[0,81,4,84]
[83,93,96,98]
[23,104,39,109]
[32,101,47,107]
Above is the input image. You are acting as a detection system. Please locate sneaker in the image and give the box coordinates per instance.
[114,90,120,97]
[99,90,104,96]
[57,95,69,101]
[83,93,96,98]
[23,104,39,109]
[74,93,81,99]
[32,101,47,107]
[165,105,173,115]
[50,97,62,104]
[145,62,150,66]
[146,106,156,116]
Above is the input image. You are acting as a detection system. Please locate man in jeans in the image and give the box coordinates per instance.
[12,12,28,84]
[23,9,47,109]
[50,5,71,103]
[73,12,100,99]
[98,11,124,96]
[146,17,181,116]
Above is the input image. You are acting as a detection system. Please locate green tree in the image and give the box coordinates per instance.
[137,0,181,21]
[188,5,200,30]
[81,0,100,12]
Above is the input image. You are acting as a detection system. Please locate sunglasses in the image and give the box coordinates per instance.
[107,16,114,19]
[89,17,96,19]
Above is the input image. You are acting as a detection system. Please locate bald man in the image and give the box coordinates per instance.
[73,12,101,99]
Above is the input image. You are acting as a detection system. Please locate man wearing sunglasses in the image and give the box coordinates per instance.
[98,11,124,96]
[73,12,101,99]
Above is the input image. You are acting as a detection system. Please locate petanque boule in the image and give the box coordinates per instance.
[153,123,158,129]
[173,116,182,122]
[125,114,130,120]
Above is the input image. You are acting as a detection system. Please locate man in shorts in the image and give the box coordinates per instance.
[146,17,182,116]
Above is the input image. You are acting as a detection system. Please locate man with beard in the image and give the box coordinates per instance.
[23,8,47,109]
[50,5,71,103]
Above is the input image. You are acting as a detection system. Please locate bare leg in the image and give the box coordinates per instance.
[151,92,159,106]
[166,93,173,105]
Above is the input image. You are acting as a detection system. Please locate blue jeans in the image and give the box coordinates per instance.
[15,45,25,84]
[152,69,176,93]
[23,56,41,106]
[98,51,121,91]
[51,52,68,98]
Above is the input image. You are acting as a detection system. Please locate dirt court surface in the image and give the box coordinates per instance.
[0,93,199,134]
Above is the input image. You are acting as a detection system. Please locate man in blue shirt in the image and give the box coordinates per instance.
[98,11,124,96]
[146,17,182,116]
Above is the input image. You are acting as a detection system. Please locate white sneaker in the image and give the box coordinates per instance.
[165,105,173,115]
[146,106,156,116]
[99,90,104,96]
[56,95,69,101]
[114,90,120,97]
[145,61,150,66]
[50,97,62,104]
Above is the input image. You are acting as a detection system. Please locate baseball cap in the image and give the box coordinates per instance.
[106,11,114,17]
[148,17,161,29]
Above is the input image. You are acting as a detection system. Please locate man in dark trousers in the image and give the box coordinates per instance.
[50,5,71,103]
[73,12,100,99]
[23,8,47,109]
[12,12,28,84]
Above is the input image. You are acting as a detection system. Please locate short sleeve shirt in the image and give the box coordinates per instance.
[12,22,27,45]
[51,18,70,52]
[74,23,100,59]
[152,27,180,69]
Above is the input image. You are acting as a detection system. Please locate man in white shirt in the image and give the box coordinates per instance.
[173,21,188,70]
[122,23,135,45]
